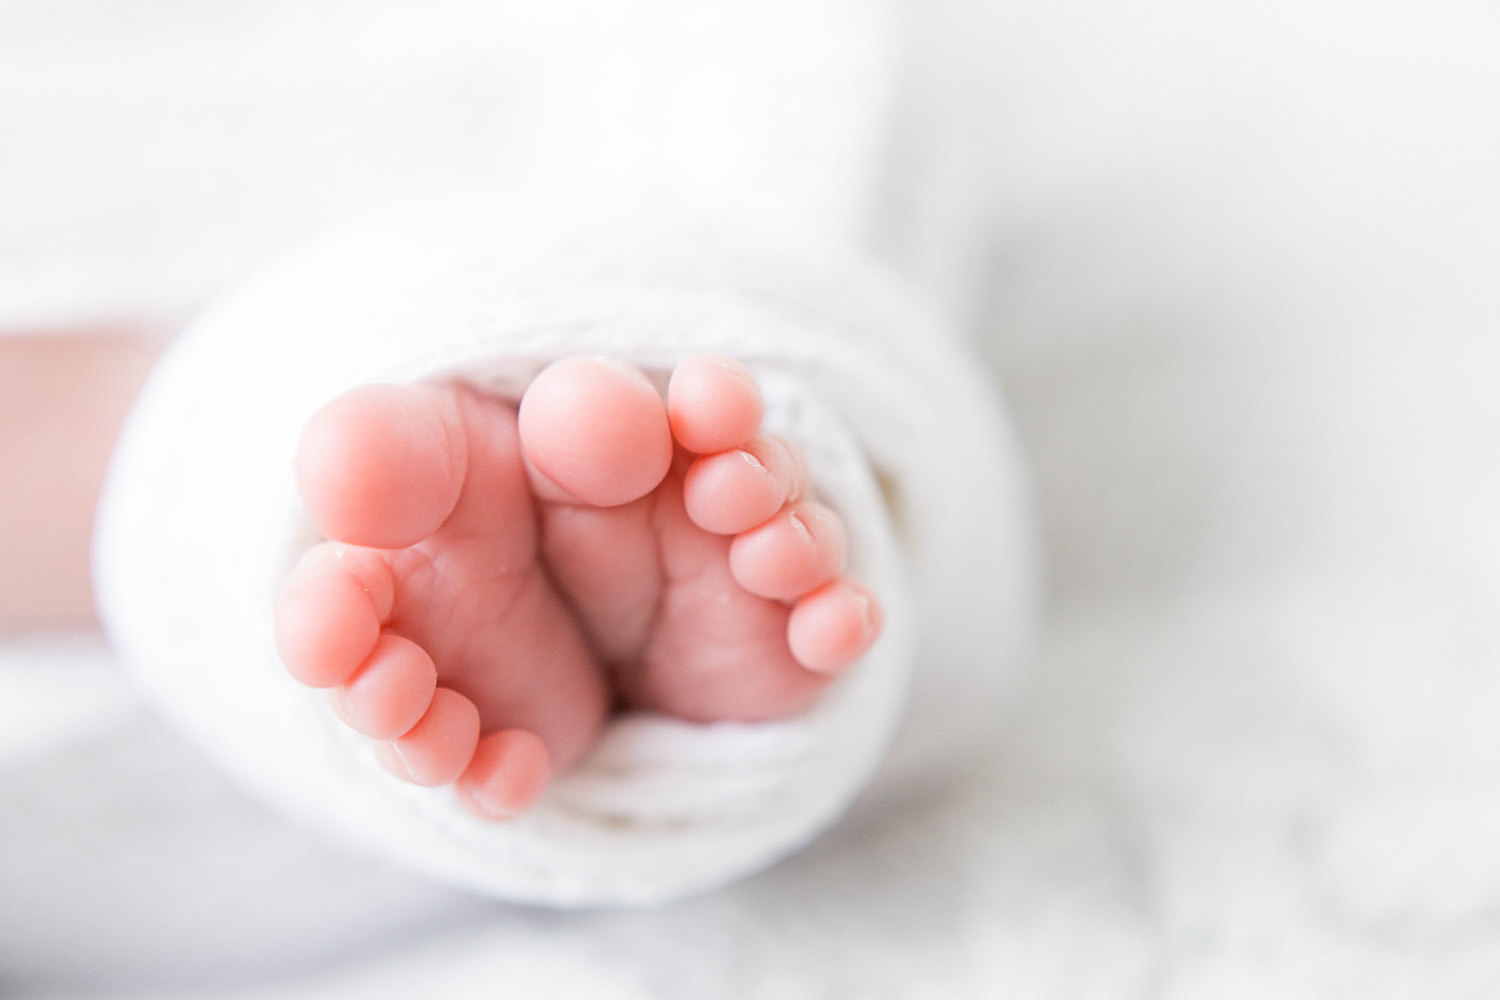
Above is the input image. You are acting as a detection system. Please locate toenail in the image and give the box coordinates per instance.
[787,510,813,543]
[590,356,652,383]
[472,800,523,821]
[852,589,873,629]
[385,742,413,779]
[739,449,766,473]
[706,354,753,378]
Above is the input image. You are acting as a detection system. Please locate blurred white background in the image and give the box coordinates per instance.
[2,0,1498,995]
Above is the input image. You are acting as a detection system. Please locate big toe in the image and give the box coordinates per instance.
[517,357,673,507]
[296,384,468,549]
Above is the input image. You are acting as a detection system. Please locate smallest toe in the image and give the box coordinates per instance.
[667,355,764,454]
[787,579,883,675]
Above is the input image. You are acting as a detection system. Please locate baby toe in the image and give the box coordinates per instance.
[329,633,438,740]
[787,579,882,675]
[682,434,803,535]
[275,543,395,689]
[666,354,764,454]
[296,383,468,549]
[518,357,673,508]
[729,501,846,601]
[375,688,482,787]
[455,729,552,820]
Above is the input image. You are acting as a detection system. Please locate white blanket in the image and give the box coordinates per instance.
[92,207,1033,906]
[4,0,1500,994]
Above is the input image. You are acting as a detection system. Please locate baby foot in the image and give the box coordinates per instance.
[273,356,882,821]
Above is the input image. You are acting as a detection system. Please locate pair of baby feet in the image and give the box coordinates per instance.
[273,356,882,820]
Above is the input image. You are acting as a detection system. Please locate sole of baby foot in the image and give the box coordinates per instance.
[274,353,883,820]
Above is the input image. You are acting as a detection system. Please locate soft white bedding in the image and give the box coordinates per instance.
[5,0,1500,994]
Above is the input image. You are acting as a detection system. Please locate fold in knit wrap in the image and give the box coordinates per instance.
[94,203,1036,906]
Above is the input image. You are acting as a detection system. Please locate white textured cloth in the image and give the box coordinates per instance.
[93,205,1034,904]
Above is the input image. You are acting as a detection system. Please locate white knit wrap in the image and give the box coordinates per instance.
[94,202,1035,906]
